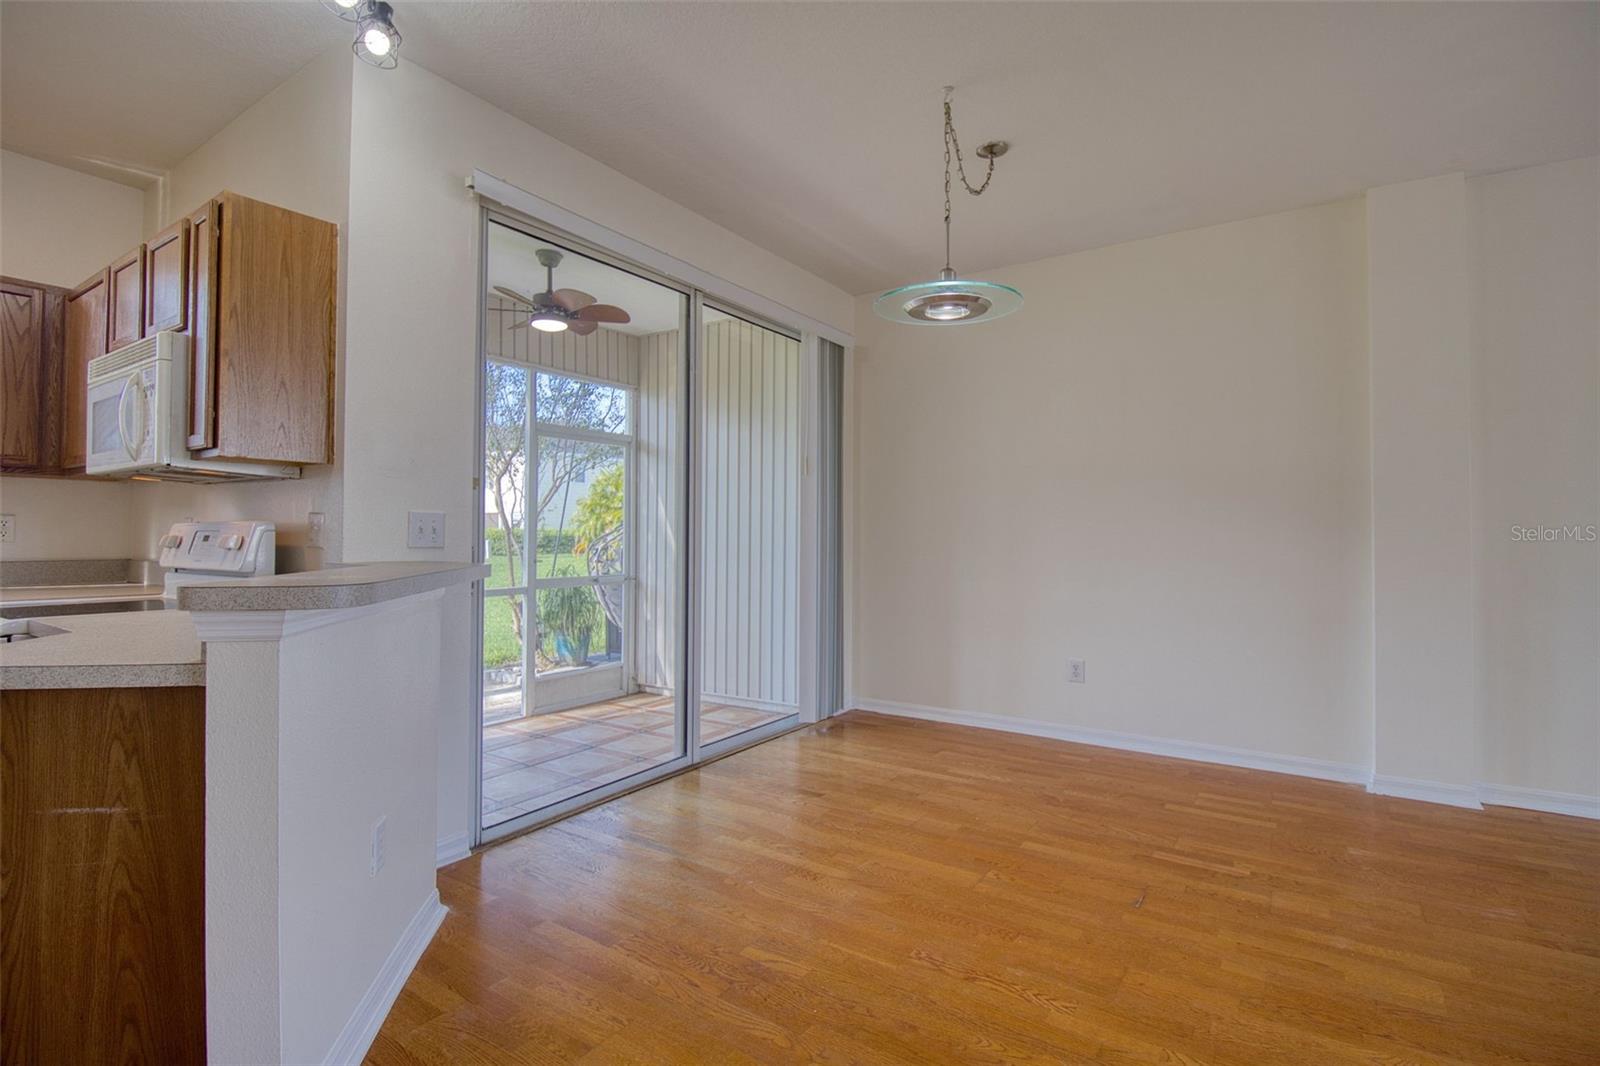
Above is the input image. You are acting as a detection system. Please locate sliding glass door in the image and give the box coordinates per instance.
[476,210,834,842]
[696,306,804,752]
[480,220,690,834]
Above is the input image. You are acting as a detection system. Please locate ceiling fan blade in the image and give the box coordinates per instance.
[553,288,595,312]
[568,319,599,336]
[494,286,538,307]
[574,304,631,324]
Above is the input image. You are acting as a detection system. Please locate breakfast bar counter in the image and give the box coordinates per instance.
[1,560,485,1065]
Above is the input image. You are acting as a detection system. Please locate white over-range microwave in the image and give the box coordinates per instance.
[86,332,300,482]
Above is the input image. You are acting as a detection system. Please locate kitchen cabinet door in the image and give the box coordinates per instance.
[144,219,189,334]
[212,192,335,464]
[107,245,145,350]
[62,269,109,471]
[186,201,218,450]
[0,282,44,466]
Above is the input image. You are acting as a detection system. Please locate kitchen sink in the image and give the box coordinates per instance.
[0,620,67,643]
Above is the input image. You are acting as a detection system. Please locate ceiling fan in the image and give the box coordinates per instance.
[495,249,631,335]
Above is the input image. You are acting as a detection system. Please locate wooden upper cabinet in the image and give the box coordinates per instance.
[107,245,145,350]
[62,270,110,471]
[3,192,335,478]
[186,201,219,450]
[1,282,44,466]
[144,219,189,335]
[210,192,336,465]
[0,279,65,472]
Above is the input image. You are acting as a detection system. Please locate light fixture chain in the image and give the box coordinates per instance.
[944,95,996,199]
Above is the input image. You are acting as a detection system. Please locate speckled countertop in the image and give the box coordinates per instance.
[175,561,487,612]
[0,562,485,690]
[0,583,166,607]
[0,610,203,690]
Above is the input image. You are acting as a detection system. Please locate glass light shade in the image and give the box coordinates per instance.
[873,276,1022,325]
[531,315,569,333]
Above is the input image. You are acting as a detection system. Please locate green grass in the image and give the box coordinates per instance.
[482,544,601,669]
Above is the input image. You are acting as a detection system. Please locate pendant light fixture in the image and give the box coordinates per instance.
[874,87,1021,325]
[323,0,401,69]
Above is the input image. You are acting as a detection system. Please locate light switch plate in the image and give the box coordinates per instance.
[307,511,325,547]
[407,511,445,549]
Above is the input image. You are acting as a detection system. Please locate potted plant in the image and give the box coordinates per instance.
[539,585,601,667]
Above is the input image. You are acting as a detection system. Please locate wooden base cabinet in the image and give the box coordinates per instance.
[0,686,207,1065]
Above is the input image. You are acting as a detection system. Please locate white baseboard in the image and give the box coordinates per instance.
[853,698,1369,785]
[1367,774,1484,810]
[321,890,447,1066]
[435,832,472,868]
[853,699,1600,822]
[1478,783,1600,820]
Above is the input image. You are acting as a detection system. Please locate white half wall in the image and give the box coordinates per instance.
[852,198,1374,768]
[199,592,447,1066]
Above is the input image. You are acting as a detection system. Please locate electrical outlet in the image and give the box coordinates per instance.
[407,511,445,549]
[370,815,386,877]
[307,511,325,547]
[0,515,13,543]
[1067,658,1087,684]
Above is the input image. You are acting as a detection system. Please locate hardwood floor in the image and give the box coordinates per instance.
[369,711,1600,1064]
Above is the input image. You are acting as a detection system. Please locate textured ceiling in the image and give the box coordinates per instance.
[5,2,1597,294]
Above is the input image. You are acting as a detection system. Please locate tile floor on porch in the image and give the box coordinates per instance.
[481,693,789,823]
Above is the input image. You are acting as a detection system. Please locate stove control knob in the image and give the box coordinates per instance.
[159,534,183,549]
[221,534,245,550]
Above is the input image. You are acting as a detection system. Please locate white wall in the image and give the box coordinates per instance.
[0,149,145,288]
[0,152,147,562]
[1366,173,1478,793]
[853,160,1598,812]
[853,198,1375,769]
[1471,156,1599,800]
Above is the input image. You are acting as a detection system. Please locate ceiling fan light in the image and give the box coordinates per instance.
[531,315,569,333]
[353,1,400,68]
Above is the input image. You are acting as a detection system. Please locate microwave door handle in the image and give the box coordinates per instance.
[119,376,145,461]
